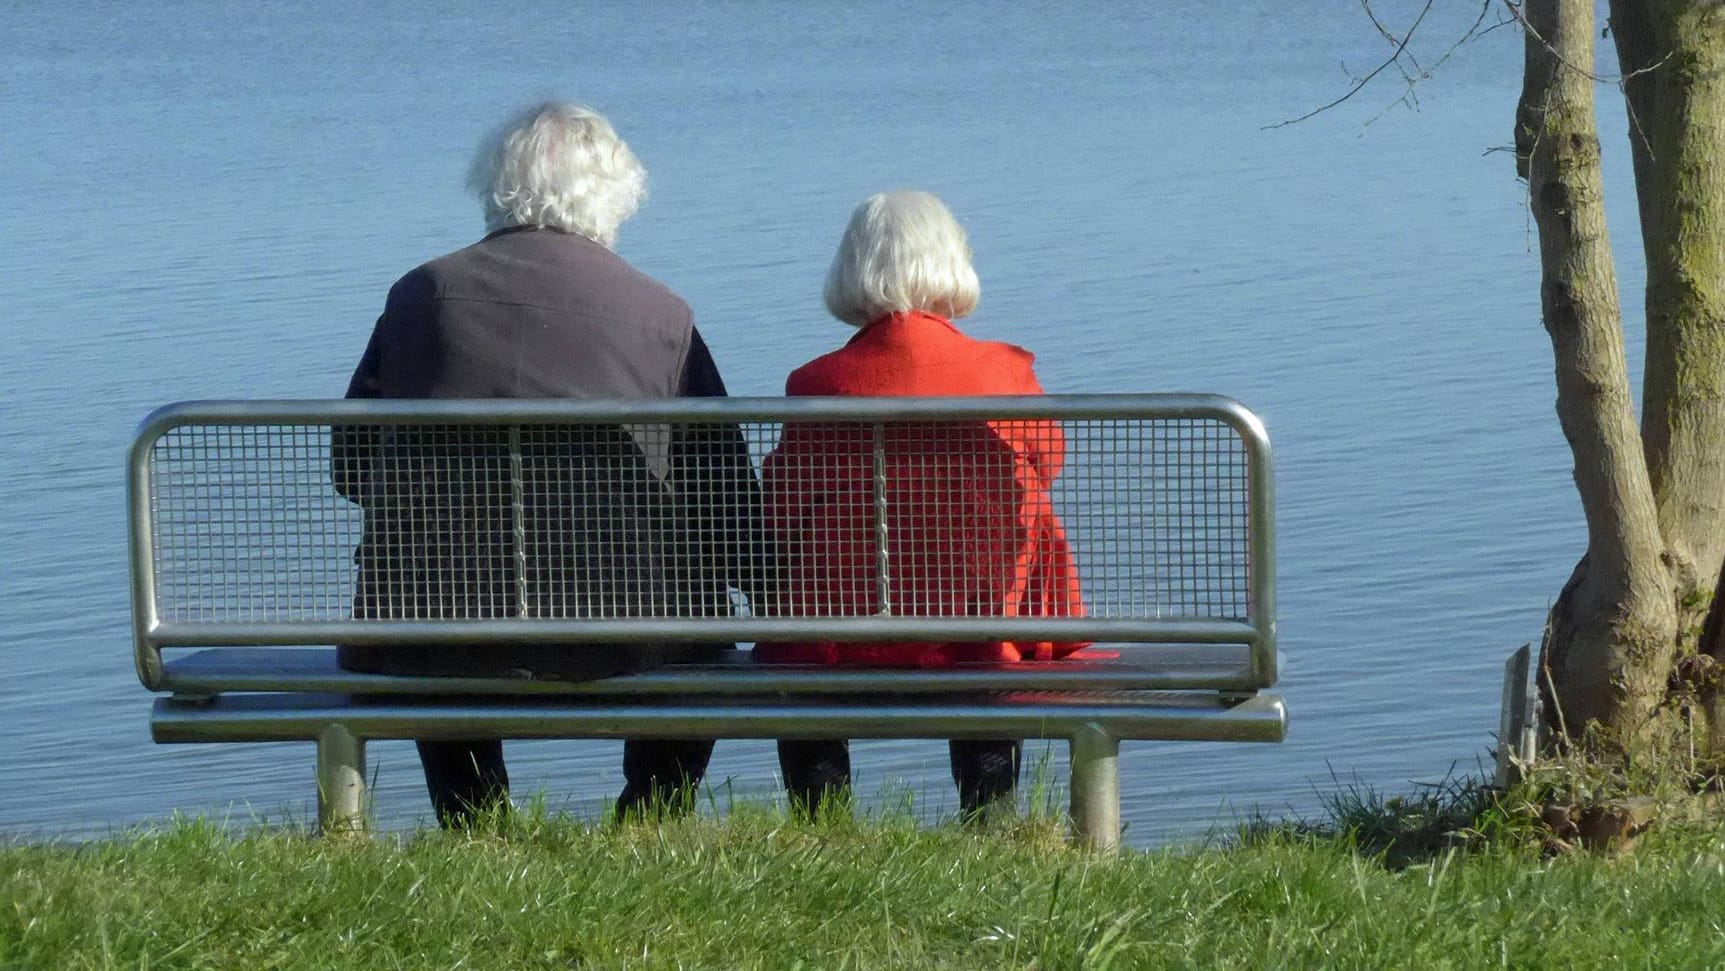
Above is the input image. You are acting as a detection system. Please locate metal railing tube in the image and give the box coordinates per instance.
[145,618,1262,648]
[872,420,892,615]
[315,723,366,836]
[133,393,1266,428]
[1225,401,1278,688]
[508,424,530,617]
[150,694,1289,745]
[129,394,1278,687]
[127,422,164,690]
[1069,724,1122,851]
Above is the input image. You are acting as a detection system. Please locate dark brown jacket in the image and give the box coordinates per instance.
[334,226,768,678]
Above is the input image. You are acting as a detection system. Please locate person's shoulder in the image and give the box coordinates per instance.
[985,338,1036,367]
[930,317,1035,372]
[785,341,864,395]
[419,232,500,272]
[398,238,490,293]
[536,232,693,327]
[784,353,834,395]
[974,336,1039,378]
[605,254,693,323]
[382,259,440,308]
[447,229,694,328]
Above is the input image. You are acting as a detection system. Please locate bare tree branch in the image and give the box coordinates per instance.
[1422,0,1496,78]
[1266,0,1502,131]
[1362,0,1426,82]
[1263,0,1435,130]
[1502,0,1676,85]
[1503,0,1677,166]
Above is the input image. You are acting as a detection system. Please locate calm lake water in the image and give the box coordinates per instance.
[0,2,1649,844]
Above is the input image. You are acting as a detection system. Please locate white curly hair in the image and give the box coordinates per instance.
[467,102,647,248]
[822,190,982,327]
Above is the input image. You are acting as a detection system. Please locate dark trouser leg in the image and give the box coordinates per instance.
[616,739,715,817]
[416,739,509,828]
[951,739,1022,818]
[777,739,852,817]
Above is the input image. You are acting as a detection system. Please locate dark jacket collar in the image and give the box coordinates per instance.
[482,223,602,246]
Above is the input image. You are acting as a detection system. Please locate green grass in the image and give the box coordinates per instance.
[6,797,1725,970]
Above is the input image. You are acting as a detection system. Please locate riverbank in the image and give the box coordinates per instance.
[5,798,1725,969]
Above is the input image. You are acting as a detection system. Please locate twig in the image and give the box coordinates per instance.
[1263,0,1436,130]
[1500,0,1677,85]
[1422,0,1496,78]
[1502,0,1678,165]
[1542,662,1573,752]
[1362,0,1425,81]
[1268,0,1503,131]
[1478,10,1520,36]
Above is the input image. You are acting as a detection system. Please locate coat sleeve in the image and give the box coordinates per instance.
[331,319,386,503]
[677,326,729,398]
[1006,350,1085,658]
[1003,349,1066,486]
[344,324,384,400]
[332,269,438,501]
[669,327,779,611]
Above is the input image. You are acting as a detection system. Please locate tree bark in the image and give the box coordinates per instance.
[1612,0,1725,626]
[1692,557,1725,752]
[1520,0,1678,736]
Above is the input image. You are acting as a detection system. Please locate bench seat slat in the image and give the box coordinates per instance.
[152,691,1286,745]
[158,646,1260,696]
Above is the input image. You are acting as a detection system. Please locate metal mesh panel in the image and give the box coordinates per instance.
[145,411,1251,626]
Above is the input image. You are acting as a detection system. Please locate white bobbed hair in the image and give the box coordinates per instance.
[467,102,646,248]
[822,190,981,327]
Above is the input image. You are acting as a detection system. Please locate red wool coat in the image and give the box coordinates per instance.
[754,310,1088,667]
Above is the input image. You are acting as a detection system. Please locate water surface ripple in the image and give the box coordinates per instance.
[0,2,1644,843]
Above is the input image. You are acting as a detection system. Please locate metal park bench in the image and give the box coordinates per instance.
[128,394,1284,849]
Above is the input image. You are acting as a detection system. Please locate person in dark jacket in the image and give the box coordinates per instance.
[333,102,768,826]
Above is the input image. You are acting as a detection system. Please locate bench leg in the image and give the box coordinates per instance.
[1069,725,1121,851]
[316,723,367,836]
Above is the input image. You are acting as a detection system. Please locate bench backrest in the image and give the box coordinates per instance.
[129,394,1275,690]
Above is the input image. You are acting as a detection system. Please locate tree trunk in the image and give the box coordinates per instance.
[1519,0,1678,737]
[1691,560,1725,752]
[1611,0,1725,631]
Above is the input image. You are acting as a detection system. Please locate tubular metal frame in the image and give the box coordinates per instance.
[129,394,1277,690]
[128,394,1280,847]
[154,690,1288,847]
[153,645,1264,696]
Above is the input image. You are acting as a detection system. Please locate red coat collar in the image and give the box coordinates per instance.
[849,310,962,344]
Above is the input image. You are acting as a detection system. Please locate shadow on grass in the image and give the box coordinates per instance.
[380,766,1078,856]
[1232,766,1536,869]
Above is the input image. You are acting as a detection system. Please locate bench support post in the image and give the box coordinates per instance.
[316,723,367,835]
[1069,724,1120,851]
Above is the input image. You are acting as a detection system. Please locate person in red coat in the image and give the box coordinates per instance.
[757,190,1086,819]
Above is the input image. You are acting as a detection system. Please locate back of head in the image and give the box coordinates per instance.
[467,102,646,248]
[823,190,982,327]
